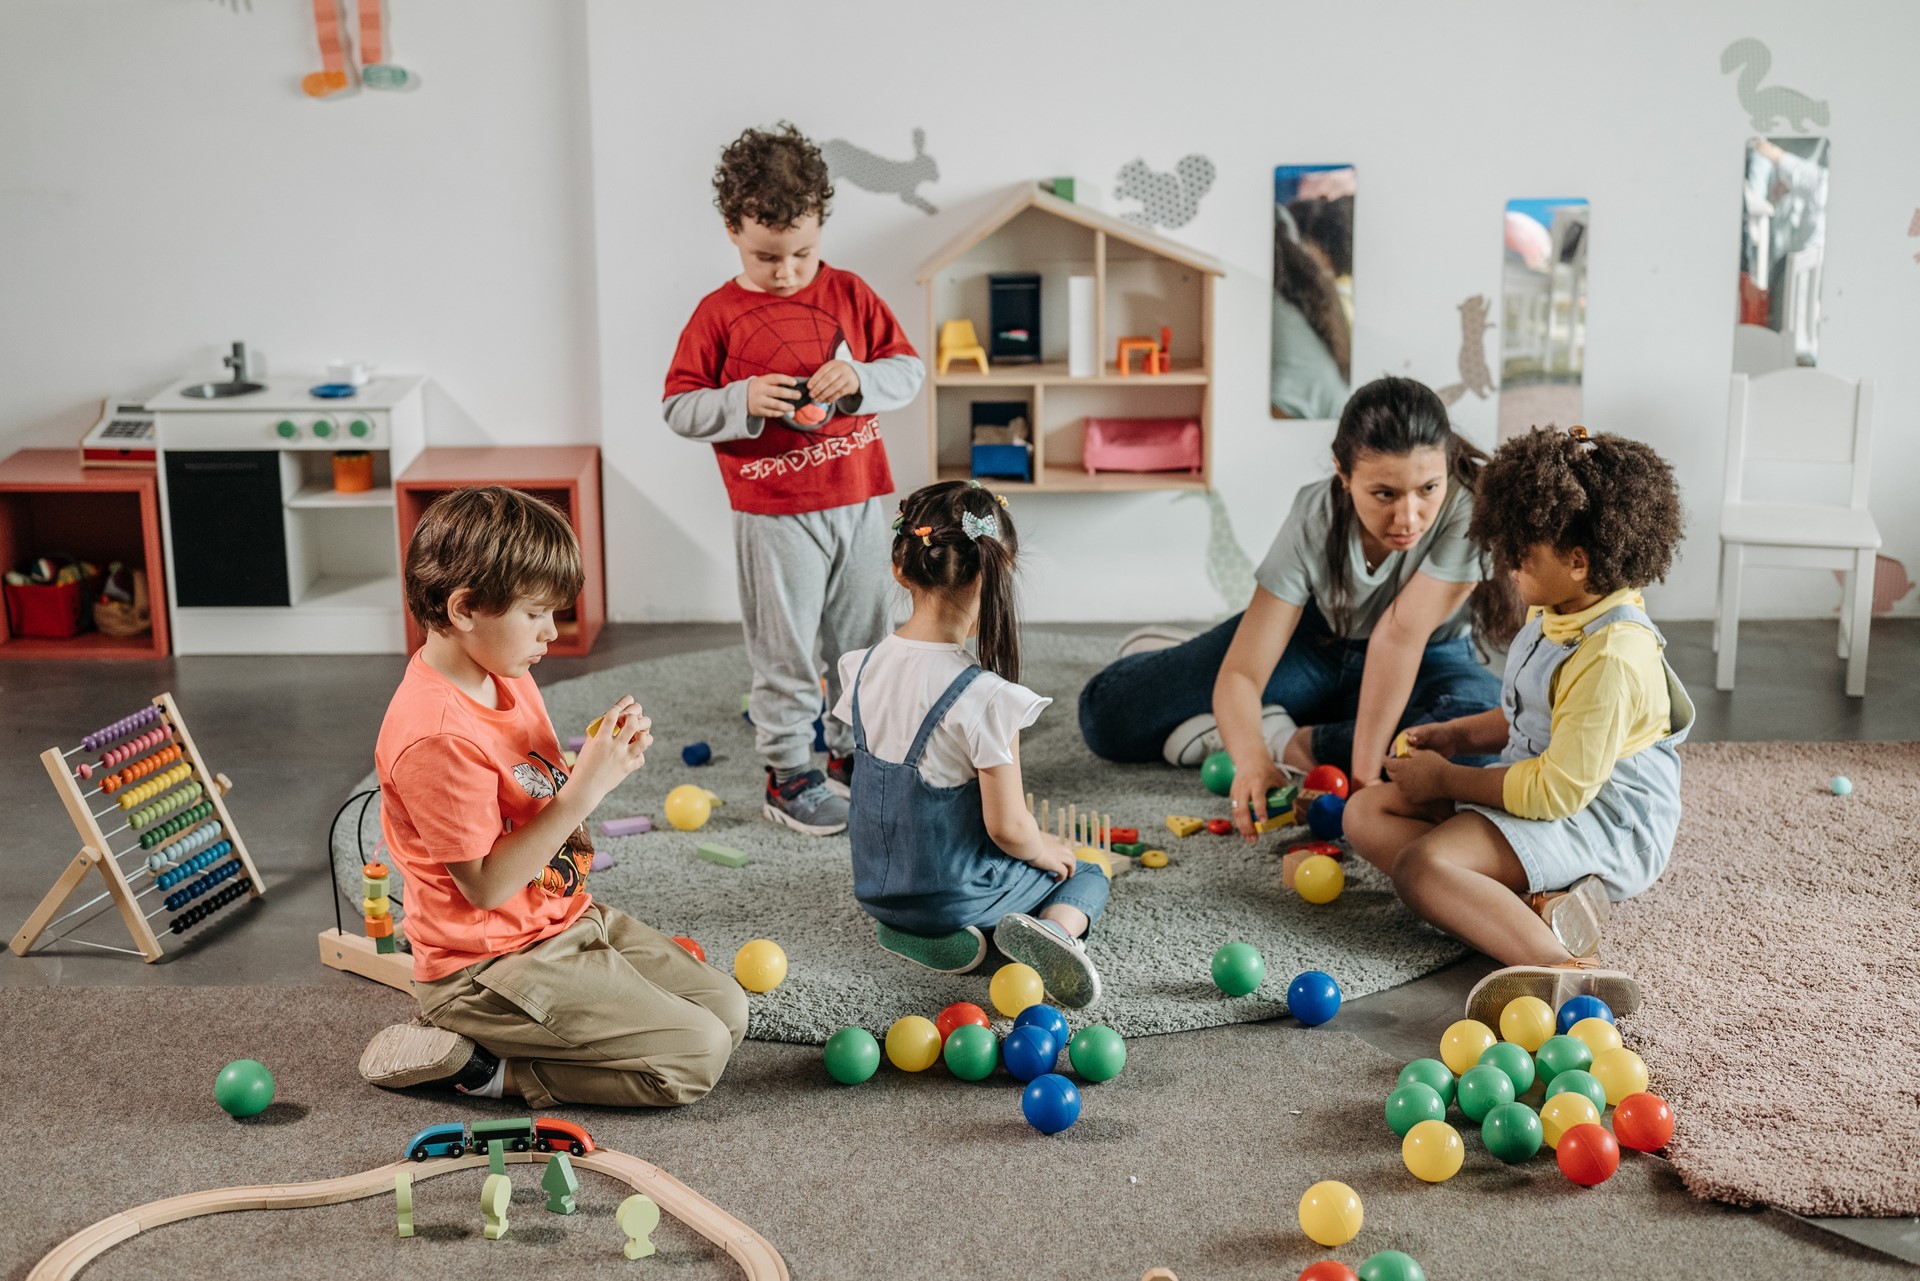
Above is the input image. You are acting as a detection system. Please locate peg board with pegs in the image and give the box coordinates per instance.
[1026,794,1116,877]
[10,693,264,963]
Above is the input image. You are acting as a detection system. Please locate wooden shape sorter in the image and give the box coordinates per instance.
[10,692,264,963]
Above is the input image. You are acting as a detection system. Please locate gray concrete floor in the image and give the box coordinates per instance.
[3,618,1916,1267]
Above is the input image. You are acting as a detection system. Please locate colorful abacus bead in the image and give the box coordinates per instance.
[148,823,225,875]
[169,877,251,934]
[78,704,162,754]
[128,781,204,830]
[139,802,216,848]
[155,842,233,889]
[102,743,184,793]
[162,856,241,911]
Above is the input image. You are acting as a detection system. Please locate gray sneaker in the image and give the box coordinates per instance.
[1162,704,1299,768]
[876,922,988,973]
[762,767,849,836]
[1118,624,1198,659]
[994,912,1102,1009]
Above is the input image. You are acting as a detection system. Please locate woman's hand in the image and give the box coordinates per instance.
[1026,832,1078,882]
[1382,749,1451,806]
[1229,753,1290,843]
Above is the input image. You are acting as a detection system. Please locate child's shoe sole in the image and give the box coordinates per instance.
[359,1022,474,1089]
[1544,875,1612,957]
[1465,964,1642,1028]
[875,922,988,973]
[993,913,1102,1009]
[761,801,847,836]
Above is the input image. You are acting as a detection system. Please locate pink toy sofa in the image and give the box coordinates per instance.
[1082,417,1203,475]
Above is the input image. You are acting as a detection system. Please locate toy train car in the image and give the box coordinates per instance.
[403,1115,596,1162]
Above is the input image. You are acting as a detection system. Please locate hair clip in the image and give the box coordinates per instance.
[913,525,933,547]
[890,505,906,533]
[994,493,1009,509]
[967,479,983,490]
[961,511,999,542]
[1568,425,1597,452]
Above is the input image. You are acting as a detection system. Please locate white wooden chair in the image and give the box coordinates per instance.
[1716,369,1878,696]
[1732,323,1794,376]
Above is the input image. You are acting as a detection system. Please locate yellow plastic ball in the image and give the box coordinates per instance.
[1295,855,1345,904]
[1440,1018,1498,1075]
[1570,1015,1624,1058]
[732,939,787,993]
[884,1015,942,1072]
[1498,995,1556,1052]
[1296,1180,1363,1247]
[1141,849,1169,868]
[1590,1046,1650,1106]
[664,784,714,832]
[1401,1119,1465,1182]
[1539,1091,1601,1148]
[989,962,1045,1017]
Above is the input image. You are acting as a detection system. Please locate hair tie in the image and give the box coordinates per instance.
[890,504,906,533]
[961,511,999,542]
[913,525,933,547]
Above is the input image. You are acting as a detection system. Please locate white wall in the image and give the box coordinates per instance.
[0,0,598,452]
[587,0,1920,623]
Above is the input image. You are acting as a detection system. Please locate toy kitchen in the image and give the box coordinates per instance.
[146,344,425,655]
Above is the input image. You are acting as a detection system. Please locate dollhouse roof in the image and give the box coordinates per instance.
[914,182,1225,282]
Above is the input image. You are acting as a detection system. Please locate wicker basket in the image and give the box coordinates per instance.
[92,567,150,638]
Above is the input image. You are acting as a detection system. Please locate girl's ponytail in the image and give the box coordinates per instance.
[973,532,1020,684]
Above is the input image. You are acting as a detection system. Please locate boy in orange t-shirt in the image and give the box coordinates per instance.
[358,487,746,1108]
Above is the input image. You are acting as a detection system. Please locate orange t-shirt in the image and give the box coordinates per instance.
[375,651,594,982]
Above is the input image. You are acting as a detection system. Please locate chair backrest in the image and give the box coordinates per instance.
[1731,323,1794,376]
[938,319,979,351]
[1724,368,1874,509]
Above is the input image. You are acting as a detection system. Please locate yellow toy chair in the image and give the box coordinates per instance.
[937,320,989,375]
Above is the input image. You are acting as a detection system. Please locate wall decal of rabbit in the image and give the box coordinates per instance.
[821,128,940,215]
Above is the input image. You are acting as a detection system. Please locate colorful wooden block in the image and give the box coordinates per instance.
[395,1170,414,1238]
[364,912,395,938]
[1111,841,1149,857]
[696,842,749,868]
[364,896,391,918]
[1254,812,1295,834]
[374,935,398,954]
[543,1153,579,1214]
[481,1172,511,1239]
[618,1194,661,1259]
[1165,815,1205,838]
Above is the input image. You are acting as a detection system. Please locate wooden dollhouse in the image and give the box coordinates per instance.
[915,183,1223,492]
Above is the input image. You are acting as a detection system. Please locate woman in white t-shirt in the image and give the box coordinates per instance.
[833,481,1123,1009]
[1080,377,1520,838]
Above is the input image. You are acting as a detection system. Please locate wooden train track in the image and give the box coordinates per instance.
[29,1147,788,1281]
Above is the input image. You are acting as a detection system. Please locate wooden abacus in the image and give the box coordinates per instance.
[10,693,264,963]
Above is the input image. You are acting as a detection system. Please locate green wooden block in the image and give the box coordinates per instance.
[374,934,398,954]
[697,842,750,868]
[488,1143,506,1177]
[395,1170,414,1238]
[1048,176,1077,201]
[1267,784,1299,812]
[1111,841,1149,857]
[542,1152,579,1214]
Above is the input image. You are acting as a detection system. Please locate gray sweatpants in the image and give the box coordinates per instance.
[735,496,897,772]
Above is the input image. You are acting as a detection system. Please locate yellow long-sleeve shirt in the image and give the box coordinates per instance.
[1501,588,1672,821]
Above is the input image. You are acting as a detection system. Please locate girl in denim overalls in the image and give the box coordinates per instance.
[1344,427,1691,1026]
[830,482,1124,1008]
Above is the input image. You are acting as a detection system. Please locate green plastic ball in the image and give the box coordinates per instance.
[1210,941,1265,996]
[1477,1040,1537,1095]
[1545,1067,1607,1114]
[1067,1025,1127,1083]
[941,1023,998,1082]
[1830,775,1853,796]
[1200,750,1236,797]
[1358,1249,1428,1281]
[213,1059,275,1118]
[1481,1101,1543,1163]
[1534,1033,1593,1085]
[823,1027,881,1084]
[1456,1063,1517,1123]
[1395,1057,1455,1107]
[1385,1082,1447,1137]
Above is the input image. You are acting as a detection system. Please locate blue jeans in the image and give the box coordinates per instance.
[1078,602,1502,774]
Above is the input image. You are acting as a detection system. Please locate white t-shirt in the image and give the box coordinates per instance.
[832,635,1051,789]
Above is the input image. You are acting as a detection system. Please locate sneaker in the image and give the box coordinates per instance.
[1464,955,1642,1028]
[1118,624,1197,659]
[994,912,1102,1009]
[359,1022,493,1091]
[762,767,849,836]
[1161,704,1299,768]
[875,921,988,973]
[1526,874,1612,958]
[824,752,854,799]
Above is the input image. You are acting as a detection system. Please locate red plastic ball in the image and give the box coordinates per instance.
[934,1001,992,1043]
[1206,818,1234,835]
[1298,1262,1360,1281]
[671,936,705,963]
[1612,1091,1675,1152]
[1557,1121,1621,1186]
[1303,764,1350,799]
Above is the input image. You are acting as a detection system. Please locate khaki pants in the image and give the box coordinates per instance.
[416,903,747,1109]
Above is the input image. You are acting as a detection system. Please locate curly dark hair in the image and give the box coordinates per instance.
[1468,427,1685,594]
[712,122,834,231]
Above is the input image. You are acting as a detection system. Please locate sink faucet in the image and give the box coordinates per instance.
[223,342,249,383]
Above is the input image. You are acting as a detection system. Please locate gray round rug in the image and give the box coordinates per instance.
[333,631,1467,1043]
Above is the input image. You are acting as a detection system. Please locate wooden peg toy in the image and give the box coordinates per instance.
[543,1152,579,1214]
[618,1192,661,1259]
[394,1170,413,1238]
[481,1172,511,1240]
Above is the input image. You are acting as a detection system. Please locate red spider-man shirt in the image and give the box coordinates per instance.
[664,263,916,515]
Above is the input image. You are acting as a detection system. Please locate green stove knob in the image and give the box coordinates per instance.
[312,419,334,438]
[276,420,298,439]
[348,419,371,438]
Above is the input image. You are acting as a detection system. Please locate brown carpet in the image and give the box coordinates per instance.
[1611,741,1920,1217]
[2,985,1905,1281]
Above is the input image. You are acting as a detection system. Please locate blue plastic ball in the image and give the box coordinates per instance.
[1013,1003,1070,1049]
[1555,994,1615,1035]
[1308,793,1346,841]
[1002,1025,1060,1082]
[1021,1073,1082,1134]
[1286,970,1343,1026]
[681,741,712,767]
[1830,775,1853,797]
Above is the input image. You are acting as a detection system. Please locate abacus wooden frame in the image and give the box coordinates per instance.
[9,692,264,963]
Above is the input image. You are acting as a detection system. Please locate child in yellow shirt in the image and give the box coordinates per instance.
[1343,426,1692,1025]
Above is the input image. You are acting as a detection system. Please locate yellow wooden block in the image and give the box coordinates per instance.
[363,896,391,918]
[1074,847,1112,878]
[1254,811,1295,834]
[1141,849,1169,868]
[1165,815,1204,838]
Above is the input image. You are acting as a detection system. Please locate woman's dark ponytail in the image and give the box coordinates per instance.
[892,481,1022,682]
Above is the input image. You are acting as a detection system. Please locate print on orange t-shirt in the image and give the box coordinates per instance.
[375,652,596,981]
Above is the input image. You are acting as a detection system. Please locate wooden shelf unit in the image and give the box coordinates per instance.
[394,446,604,657]
[0,450,169,659]
[916,184,1222,493]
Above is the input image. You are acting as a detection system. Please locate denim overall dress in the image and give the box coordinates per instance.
[1458,600,1697,900]
[846,648,1110,935]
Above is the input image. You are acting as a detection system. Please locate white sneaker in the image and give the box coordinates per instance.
[1117,625,1197,659]
[1162,705,1299,768]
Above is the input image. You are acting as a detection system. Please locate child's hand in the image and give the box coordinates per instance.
[1229,755,1290,843]
[746,374,803,419]
[572,697,652,801]
[1382,750,1450,805]
[1026,833,1078,882]
[807,360,860,405]
[1400,721,1459,759]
